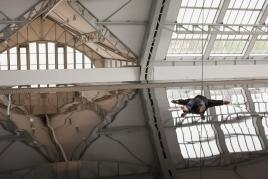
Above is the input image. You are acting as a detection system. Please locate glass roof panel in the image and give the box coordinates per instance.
[211,34,249,55]
[210,0,265,56]
[166,0,267,58]
[167,0,221,56]
[168,34,208,56]
[251,35,268,55]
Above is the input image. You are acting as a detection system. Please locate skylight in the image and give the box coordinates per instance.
[210,0,265,56]
[167,0,221,56]
[222,0,264,25]
[166,0,268,58]
[251,35,268,55]
[211,35,249,55]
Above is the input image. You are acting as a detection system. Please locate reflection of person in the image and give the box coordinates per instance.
[171,95,230,120]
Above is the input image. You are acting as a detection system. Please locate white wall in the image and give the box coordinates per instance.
[0,67,140,86]
[153,65,268,81]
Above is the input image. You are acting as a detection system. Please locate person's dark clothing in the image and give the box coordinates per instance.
[172,95,225,119]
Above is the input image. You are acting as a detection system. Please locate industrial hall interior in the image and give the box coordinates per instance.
[1,0,268,179]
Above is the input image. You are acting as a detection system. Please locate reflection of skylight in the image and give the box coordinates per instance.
[210,87,262,153]
[249,87,268,113]
[249,87,268,139]
[166,88,220,159]
[166,86,266,158]
[176,124,220,158]
[221,119,262,152]
[210,87,249,121]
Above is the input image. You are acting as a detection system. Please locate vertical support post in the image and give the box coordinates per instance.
[73,45,76,69]
[26,45,30,70]
[46,42,49,69]
[17,45,21,70]
[82,46,85,69]
[7,49,10,70]
[55,43,58,69]
[64,45,67,69]
[36,42,39,70]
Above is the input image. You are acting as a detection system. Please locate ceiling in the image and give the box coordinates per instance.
[1,0,268,179]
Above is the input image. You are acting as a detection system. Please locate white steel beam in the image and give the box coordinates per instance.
[0,67,140,87]
[139,0,172,81]
[203,0,230,59]
[142,88,179,179]
[153,64,268,81]
[1,79,268,95]
[243,1,268,57]
[139,0,179,178]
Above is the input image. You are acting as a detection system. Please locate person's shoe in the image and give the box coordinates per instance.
[223,100,230,105]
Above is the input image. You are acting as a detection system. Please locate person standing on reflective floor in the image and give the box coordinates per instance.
[171,95,230,120]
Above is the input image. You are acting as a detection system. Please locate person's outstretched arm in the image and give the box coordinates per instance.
[207,99,230,108]
[171,99,190,105]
